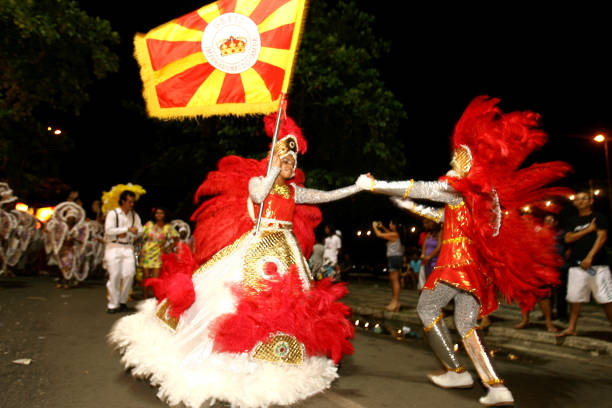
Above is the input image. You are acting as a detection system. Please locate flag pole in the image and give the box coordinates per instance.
[254,93,286,234]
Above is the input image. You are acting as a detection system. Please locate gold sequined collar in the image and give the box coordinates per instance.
[271,184,291,199]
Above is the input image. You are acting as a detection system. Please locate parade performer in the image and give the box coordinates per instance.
[109,114,363,408]
[0,183,18,276]
[102,185,145,313]
[357,96,571,406]
[170,219,193,251]
[43,201,89,287]
[7,208,39,273]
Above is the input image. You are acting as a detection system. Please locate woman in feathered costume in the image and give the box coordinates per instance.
[357,96,571,406]
[109,113,365,408]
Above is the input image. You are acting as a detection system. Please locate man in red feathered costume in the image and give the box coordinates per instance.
[357,96,571,407]
[110,113,368,408]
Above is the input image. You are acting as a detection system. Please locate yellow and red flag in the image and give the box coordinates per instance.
[134,0,308,119]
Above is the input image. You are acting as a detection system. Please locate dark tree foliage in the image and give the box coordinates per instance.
[134,1,406,202]
[0,0,119,201]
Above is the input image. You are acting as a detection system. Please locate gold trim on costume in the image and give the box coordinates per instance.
[463,327,477,339]
[370,178,376,191]
[448,366,467,373]
[242,230,304,290]
[155,299,179,331]
[275,136,298,159]
[448,201,465,210]
[433,259,474,270]
[442,236,473,245]
[423,312,444,333]
[403,179,414,199]
[193,232,250,275]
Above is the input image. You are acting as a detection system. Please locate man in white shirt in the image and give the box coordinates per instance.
[104,190,143,313]
[323,226,342,279]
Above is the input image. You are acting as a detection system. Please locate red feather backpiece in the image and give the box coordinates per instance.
[191,155,321,265]
[449,96,572,311]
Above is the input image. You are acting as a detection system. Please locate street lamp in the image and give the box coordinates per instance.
[593,133,612,218]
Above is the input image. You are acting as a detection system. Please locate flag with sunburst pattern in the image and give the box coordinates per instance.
[134,0,308,119]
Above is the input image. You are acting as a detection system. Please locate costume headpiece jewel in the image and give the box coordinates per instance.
[263,112,308,159]
[451,145,473,177]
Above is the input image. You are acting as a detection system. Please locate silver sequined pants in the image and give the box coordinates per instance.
[417,282,479,336]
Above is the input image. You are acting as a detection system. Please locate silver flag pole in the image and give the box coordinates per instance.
[254,93,286,234]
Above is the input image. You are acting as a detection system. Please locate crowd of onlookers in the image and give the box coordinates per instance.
[334,188,612,335]
[0,184,193,301]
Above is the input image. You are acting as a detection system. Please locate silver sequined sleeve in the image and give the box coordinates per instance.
[408,181,462,205]
[248,167,281,204]
[391,197,445,223]
[293,184,361,204]
[371,179,414,196]
[374,179,462,205]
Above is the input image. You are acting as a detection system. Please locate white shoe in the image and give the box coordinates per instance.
[427,370,474,388]
[479,385,514,406]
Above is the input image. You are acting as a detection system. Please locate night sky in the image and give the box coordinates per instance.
[64,1,612,228]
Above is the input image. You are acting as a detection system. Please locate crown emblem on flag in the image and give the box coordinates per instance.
[219,36,247,56]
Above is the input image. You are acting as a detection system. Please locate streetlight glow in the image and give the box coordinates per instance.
[594,132,612,219]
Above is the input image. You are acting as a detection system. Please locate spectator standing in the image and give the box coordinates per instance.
[515,213,561,332]
[420,219,442,287]
[558,191,612,337]
[323,225,342,279]
[372,220,404,311]
[309,232,325,280]
[406,248,421,289]
[104,190,143,313]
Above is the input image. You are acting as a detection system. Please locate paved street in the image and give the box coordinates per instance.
[2,275,612,408]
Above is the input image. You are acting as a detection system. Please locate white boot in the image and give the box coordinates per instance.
[427,370,474,388]
[479,385,514,406]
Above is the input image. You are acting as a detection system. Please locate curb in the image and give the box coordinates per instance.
[347,303,612,357]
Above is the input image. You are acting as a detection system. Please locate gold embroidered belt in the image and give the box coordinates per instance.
[442,236,473,245]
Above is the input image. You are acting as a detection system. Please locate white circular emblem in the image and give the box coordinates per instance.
[201,13,261,74]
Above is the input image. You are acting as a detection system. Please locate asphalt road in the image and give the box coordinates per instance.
[2,276,612,408]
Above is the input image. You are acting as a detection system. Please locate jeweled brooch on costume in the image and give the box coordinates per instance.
[251,332,305,365]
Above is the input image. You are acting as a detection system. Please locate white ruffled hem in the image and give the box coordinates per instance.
[109,300,338,408]
[108,228,338,408]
